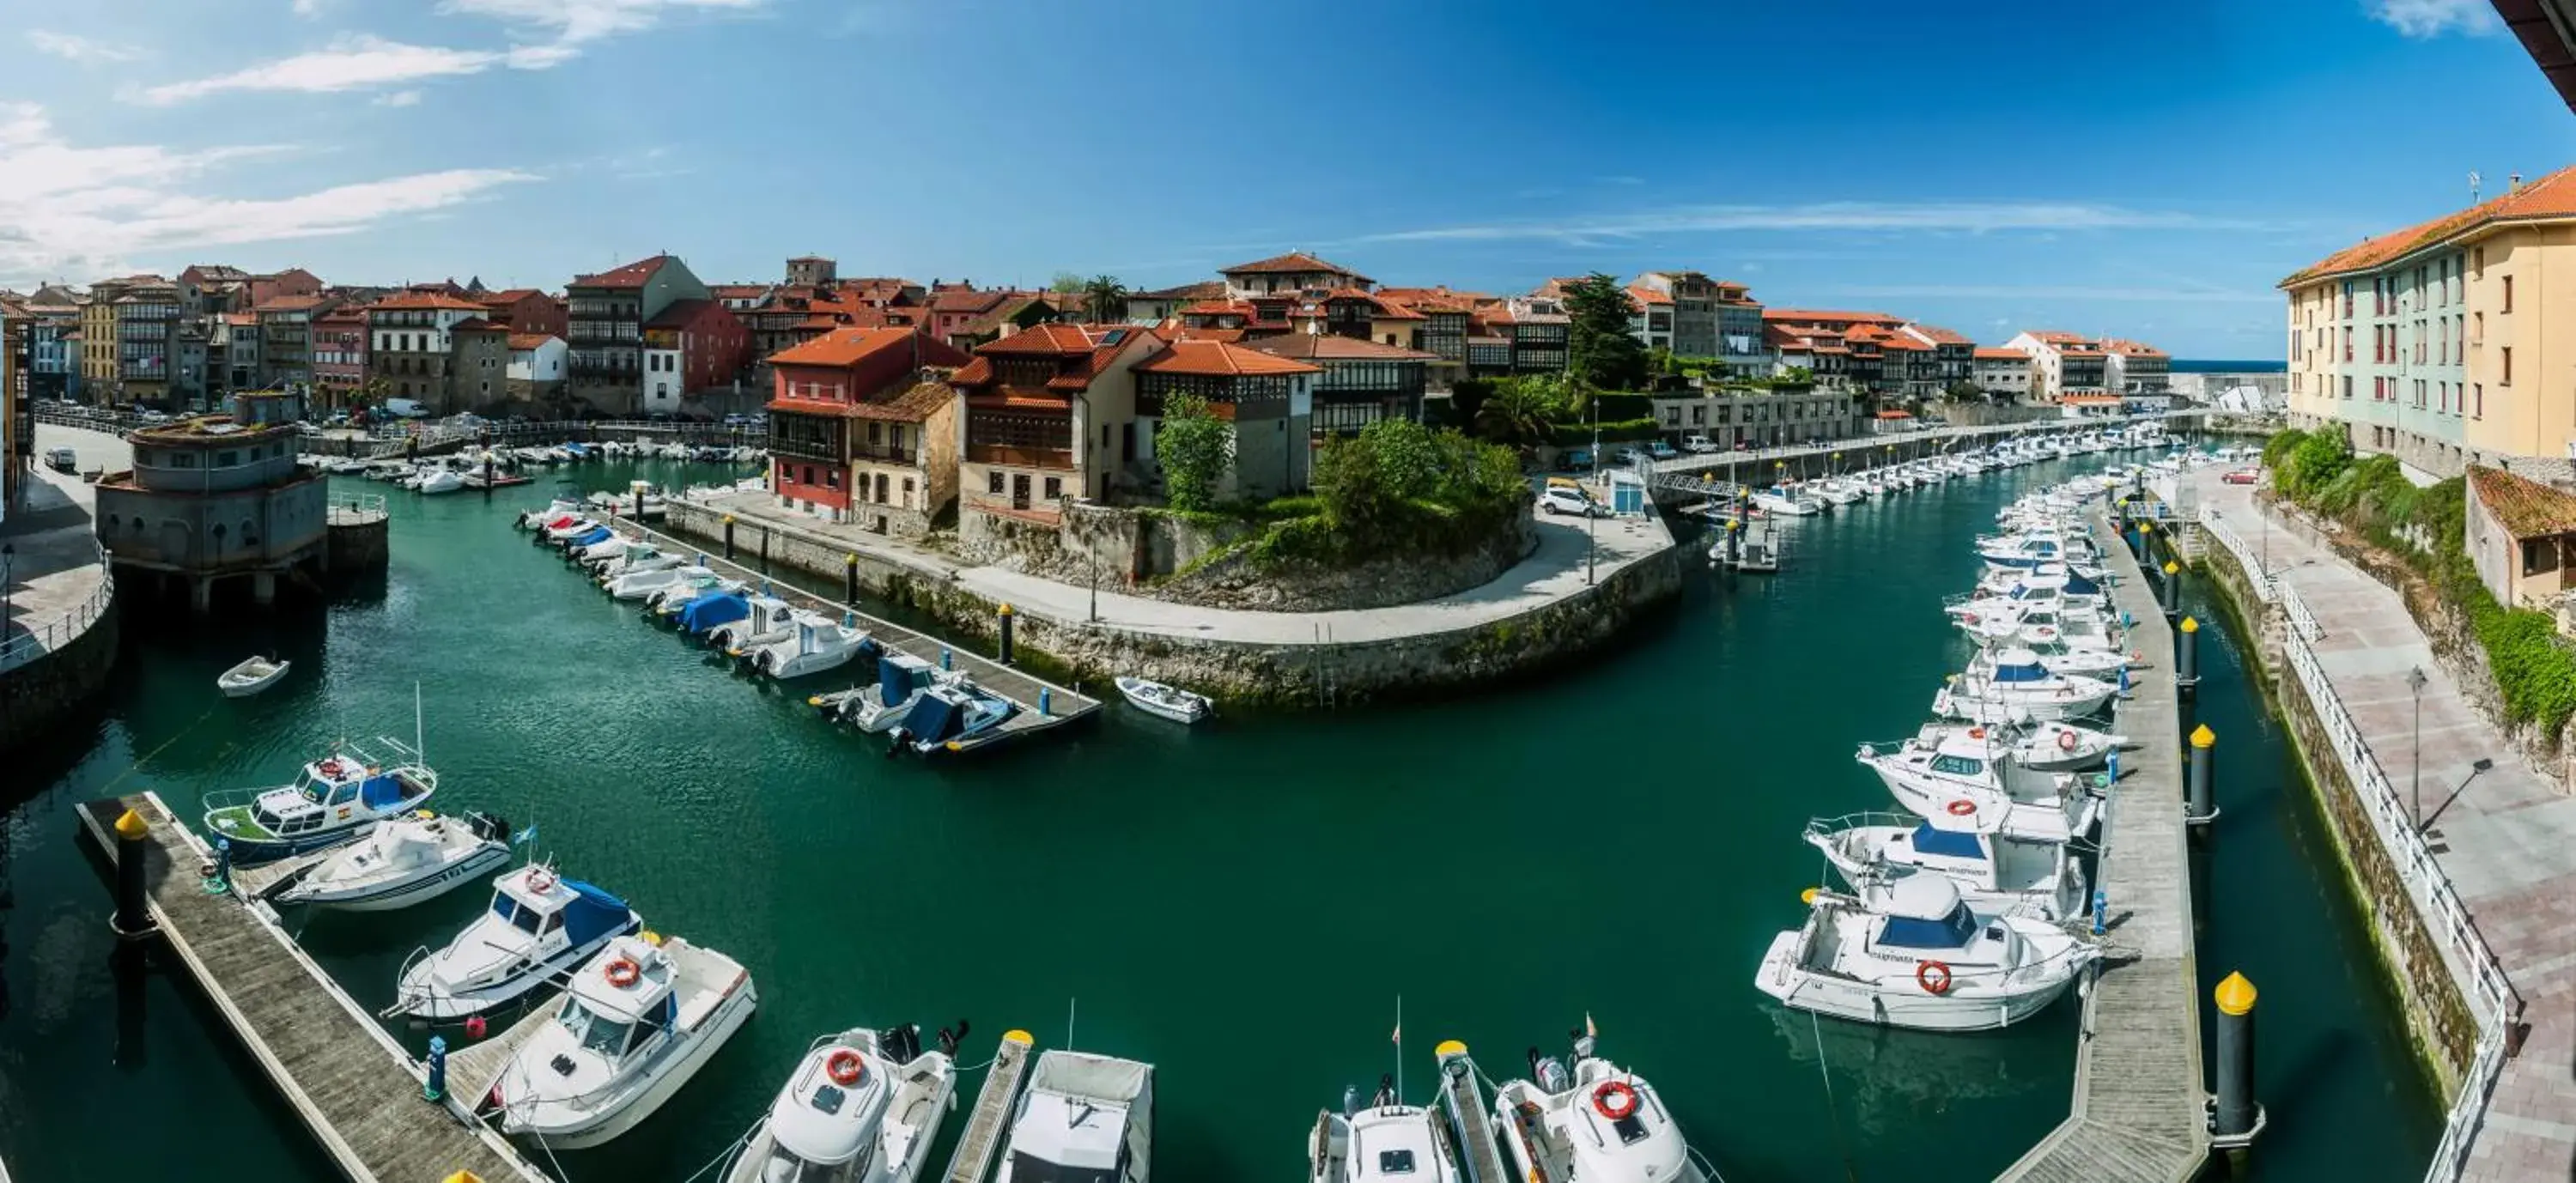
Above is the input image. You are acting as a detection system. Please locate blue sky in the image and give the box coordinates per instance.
[4,0,2571,356]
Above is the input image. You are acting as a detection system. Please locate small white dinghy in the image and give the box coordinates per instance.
[1115,676,1212,725]
[217,656,292,698]
[276,810,513,912]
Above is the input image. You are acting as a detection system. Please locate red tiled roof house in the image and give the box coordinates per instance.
[764,327,973,536]
[949,324,1167,537]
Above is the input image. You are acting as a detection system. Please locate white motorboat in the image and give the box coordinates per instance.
[1115,676,1211,725]
[574,534,648,568]
[542,515,604,544]
[831,652,959,733]
[387,864,643,1020]
[744,611,871,679]
[1747,486,1824,516]
[216,655,291,698]
[1804,810,2087,922]
[708,593,799,653]
[417,469,465,494]
[723,1022,963,1183]
[1964,603,2127,655]
[1812,478,1866,507]
[608,563,707,601]
[201,737,438,863]
[1753,876,2101,1031]
[594,549,683,582]
[1975,528,2101,574]
[1855,731,2098,840]
[993,1050,1153,1183]
[1309,1077,1461,1183]
[2021,637,2134,681]
[1914,715,2122,774]
[487,932,757,1149]
[1491,1029,1711,1183]
[1932,650,2117,722]
[275,810,513,911]
[517,499,585,530]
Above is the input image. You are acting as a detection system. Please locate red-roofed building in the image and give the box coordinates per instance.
[1133,339,1322,499]
[475,288,566,339]
[246,269,322,311]
[1898,323,1977,393]
[951,323,1167,532]
[366,291,490,413]
[2002,331,2115,403]
[1971,347,2032,398]
[1247,333,1435,436]
[640,299,750,416]
[763,327,973,533]
[507,333,568,404]
[1218,252,1373,298]
[565,254,711,411]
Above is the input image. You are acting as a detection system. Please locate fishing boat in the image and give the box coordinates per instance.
[707,593,798,654]
[275,810,513,912]
[890,681,1014,756]
[608,562,708,602]
[1115,676,1211,725]
[722,1022,964,1183]
[1753,876,2101,1031]
[832,652,960,733]
[1932,650,2117,721]
[744,612,872,679]
[1309,1076,1461,1183]
[485,931,757,1149]
[1803,810,2087,922]
[386,864,643,1020]
[993,1050,1153,1183]
[1489,1027,1712,1183]
[216,655,291,698]
[1854,731,2099,838]
[200,738,438,863]
[1913,715,2122,774]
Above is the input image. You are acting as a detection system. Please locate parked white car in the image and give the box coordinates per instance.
[1683,434,1720,454]
[1540,488,1600,517]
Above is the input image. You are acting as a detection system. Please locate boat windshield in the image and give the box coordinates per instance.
[1929,753,1984,776]
[491,894,562,937]
[556,998,636,1058]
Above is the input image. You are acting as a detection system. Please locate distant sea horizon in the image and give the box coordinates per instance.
[2173,359,2286,373]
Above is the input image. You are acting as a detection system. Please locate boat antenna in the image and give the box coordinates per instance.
[414,681,425,763]
[1066,997,1077,1051]
[1394,995,1404,1106]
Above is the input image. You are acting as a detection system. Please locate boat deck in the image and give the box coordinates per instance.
[76,792,550,1183]
[1437,1049,1514,1183]
[940,1029,1033,1183]
[1995,513,2207,1183]
[594,516,1099,749]
[445,994,568,1105]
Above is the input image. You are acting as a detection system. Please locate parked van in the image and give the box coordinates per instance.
[44,446,76,472]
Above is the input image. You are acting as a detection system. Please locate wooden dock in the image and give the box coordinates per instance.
[1435,1045,1514,1183]
[78,792,552,1183]
[589,515,1100,746]
[940,1029,1033,1183]
[1996,513,2208,1183]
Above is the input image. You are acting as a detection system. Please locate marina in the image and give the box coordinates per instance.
[0,448,2441,1181]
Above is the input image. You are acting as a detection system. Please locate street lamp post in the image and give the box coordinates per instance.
[1587,392,1600,586]
[2409,666,2428,830]
[2,542,14,635]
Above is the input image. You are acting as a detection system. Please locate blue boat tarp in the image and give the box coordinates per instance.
[677,591,749,634]
[898,689,958,743]
[358,773,406,810]
[1990,661,2051,683]
[1879,906,1978,949]
[568,525,612,549]
[560,879,634,947]
[1910,822,1984,859]
[879,652,933,703]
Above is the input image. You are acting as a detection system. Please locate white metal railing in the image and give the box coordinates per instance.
[2199,513,2277,604]
[0,544,114,675]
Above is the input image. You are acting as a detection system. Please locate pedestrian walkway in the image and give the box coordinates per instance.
[2,425,119,674]
[2193,470,2576,1183]
[696,489,1674,646]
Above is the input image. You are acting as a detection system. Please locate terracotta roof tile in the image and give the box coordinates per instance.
[1218,252,1373,283]
[769,327,949,368]
[1902,323,1972,346]
[1762,307,1904,325]
[452,318,507,333]
[1973,347,2029,361]
[507,332,560,350]
[2470,464,2576,537]
[373,291,488,311]
[1247,334,1437,362]
[571,254,676,289]
[2285,166,2576,285]
[1135,338,1323,377]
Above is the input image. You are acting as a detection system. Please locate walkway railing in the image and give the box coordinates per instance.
[326,491,387,522]
[0,543,113,676]
[2198,504,2519,1183]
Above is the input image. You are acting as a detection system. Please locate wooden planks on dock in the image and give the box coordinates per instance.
[940,1029,1033,1183]
[444,994,568,1107]
[79,792,550,1183]
[1996,513,2208,1183]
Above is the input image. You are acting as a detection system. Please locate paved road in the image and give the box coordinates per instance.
[697,488,1675,646]
[2,424,123,666]
[2193,470,2576,1183]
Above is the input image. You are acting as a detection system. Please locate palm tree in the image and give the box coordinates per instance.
[1473,380,1557,452]
[1082,275,1128,324]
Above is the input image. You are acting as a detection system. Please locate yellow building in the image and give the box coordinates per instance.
[2280,167,2576,480]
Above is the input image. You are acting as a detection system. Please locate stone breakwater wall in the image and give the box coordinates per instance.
[0,599,119,755]
[661,499,1682,707]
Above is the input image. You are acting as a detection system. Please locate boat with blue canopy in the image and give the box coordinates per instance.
[1804,809,2087,922]
[387,864,644,1021]
[1753,873,2101,1031]
[675,587,751,637]
[890,680,1014,756]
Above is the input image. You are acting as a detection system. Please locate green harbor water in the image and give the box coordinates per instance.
[0,456,2439,1181]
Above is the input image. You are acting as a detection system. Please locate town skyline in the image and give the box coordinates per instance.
[4,0,2565,357]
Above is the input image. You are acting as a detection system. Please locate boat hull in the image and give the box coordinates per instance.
[394,917,642,1020]
[1753,931,2083,1031]
[504,979,758,1149]
[280,843,509,913]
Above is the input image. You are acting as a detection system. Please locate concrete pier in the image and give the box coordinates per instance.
[1996,512,2208,1183]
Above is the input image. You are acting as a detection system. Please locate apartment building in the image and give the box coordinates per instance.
[368,292,488,411]
[308,308,366,407]
[2280,168,2576,478]
[951,323,1166,537]
[1973,347,2032,397]
[112,281,183,404]
[565,254,712,411]
[1218,252,1374,298]
[1633,270,1721,357]
[763,326,972,534]
[638,299,750,415]
[256,294,334,390]
[1132,339,1321,500]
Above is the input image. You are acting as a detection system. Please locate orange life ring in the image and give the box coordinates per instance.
[319,757,345,778]
[2057,730,2081,753]
[1966,726,1985,739]
[1917,960,1954,995]
[1591,1079,1639,1122]
[1945,799,1978,816]
[825,1048,866,1087]
[603,958,641,988]
[524,867,556,895]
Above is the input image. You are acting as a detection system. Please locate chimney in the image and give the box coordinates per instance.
[2510,173,2524,193]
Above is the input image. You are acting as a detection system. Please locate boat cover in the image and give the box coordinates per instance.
[879,653,931,702]
[898,689,959,742]
[568,525,612,549]
[677,592,750,634]
[1990,661,2051,683]
[1029,1051,1151,1104]
[1909,823,1985,859]
[2063,573,2101,596]
[359,773,409,810]
[561,880,634,947]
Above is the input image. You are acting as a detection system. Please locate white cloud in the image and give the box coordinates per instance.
[1353,202,2282,246]
[2370,0,2496,38]
[292,0,327,14]
[0,103,532,286]
[27,30,147,64]
[438,0,767,46]
[133,36,513,105]
[374,89,424,107]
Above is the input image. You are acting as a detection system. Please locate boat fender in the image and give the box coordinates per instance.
[464,1015,488,1040]
[1591,1080,1639,1121]
[2057,731,2080,754]
[1945,799,1978,816]
[1917,960,1954,995]
[825,1048,867,1087]
[603,958,642,989]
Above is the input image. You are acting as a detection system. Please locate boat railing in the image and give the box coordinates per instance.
[1805,810,1930,839]
[379,946,437,1018]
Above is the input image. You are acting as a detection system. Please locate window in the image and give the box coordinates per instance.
[2474,383,2483,419]
[987,470,1004,494]
[801,464,814,485]
[2501,347,2512,385]
[2502,276,2514,313]
[2342,375,2353,400]
[2474,312,2482,343]
[1042,476,1062,500]
[2474,246,2484,275]
[2342,326,2352,361]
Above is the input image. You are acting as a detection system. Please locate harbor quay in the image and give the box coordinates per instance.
[3,436,2448,1183]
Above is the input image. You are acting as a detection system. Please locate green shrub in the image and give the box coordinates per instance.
[1550,417,1661,446]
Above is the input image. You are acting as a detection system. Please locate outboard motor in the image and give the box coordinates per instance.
[939,1019,969,1057]
[1528,1046,1570,1094]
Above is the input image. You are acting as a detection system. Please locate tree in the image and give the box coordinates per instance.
[1156,392,1233,512]
[1081,275,1128,324]
[1559,273,1649,393]
[1048,271,1085,294]
[1942,379,1984,403]
[1473,376,1561,452]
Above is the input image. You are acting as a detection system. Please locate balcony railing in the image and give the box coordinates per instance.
[965,443,1073,469]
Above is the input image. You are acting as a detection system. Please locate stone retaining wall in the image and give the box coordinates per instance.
[0,598,119,754]
[659,498,1683,706]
